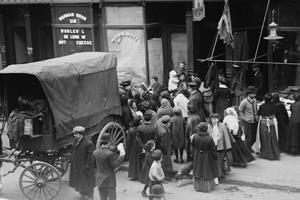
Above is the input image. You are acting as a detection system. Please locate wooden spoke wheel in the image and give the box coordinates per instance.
[52,153,70,177]
[19,162,62,200]
[97,122,125,149]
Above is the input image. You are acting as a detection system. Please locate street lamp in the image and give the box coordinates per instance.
[264,10,283,51]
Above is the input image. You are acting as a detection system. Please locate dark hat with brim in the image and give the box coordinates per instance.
[246,86,256,94]
[150,184,165,197]
[100,132,111,143]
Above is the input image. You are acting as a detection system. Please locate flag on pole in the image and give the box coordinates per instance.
[193,0,205,21]
[217,0,234,47]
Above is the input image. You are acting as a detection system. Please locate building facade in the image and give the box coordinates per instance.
[0,0,299,92]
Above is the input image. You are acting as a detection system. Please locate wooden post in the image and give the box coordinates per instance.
[143,2,150,84]
[0,11,6,69]
[186,9,194,72]
[24,8,33,62]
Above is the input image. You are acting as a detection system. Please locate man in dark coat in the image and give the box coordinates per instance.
[136,110,158,150]
[187,82,206,122]
[69,126,95,200]
[93,132,125,200]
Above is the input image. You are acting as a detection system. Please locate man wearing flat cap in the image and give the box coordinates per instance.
[93,132,125,200]
[239,86,258,151]
[69,126,95,200]
[119,80,132,98]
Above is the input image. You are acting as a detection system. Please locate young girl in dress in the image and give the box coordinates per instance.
[223,107,255,167]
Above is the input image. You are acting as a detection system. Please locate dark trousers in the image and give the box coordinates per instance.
[80,188,94,199]
[242,121,258,151]
[98,187,116,200]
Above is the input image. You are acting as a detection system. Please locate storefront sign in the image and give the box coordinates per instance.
[111,32,139,44]
[193,0,205,21]
[52,5,94,57]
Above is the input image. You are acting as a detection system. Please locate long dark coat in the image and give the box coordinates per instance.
[156,119,173,174]
[170,114,185,149]
[127,126,142,179]
[69,136,95,193]
[139,151,153,184]
[188,90,206,121]
[214,86,231,121]
[274,102,289,152]
[287,101,300,154]
[136,122,157,149]
[192,132,218,179]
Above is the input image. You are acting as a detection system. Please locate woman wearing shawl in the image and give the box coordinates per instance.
[156,98,174,120]
[223,107,254,167]
[287,93,300,154]
[192,122,218,192]
[156,115,174,180]
[207,113,232,179]
[170,107,185,163]
[253,94,280,160]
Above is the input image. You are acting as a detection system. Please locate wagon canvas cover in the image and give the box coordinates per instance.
[0,52,121,138]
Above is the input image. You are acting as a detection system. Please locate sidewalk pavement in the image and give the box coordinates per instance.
[120,153,300,192]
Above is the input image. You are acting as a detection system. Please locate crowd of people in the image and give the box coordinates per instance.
[118,61,300,196]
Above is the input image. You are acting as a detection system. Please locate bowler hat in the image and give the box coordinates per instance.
[100,132,111,143]
[246,86,256,94]
[73,126,85,134]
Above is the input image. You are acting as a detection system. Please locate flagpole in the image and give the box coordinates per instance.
[209,32,219,60]
[254,0,271,62]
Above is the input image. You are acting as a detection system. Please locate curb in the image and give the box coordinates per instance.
[119,164,300,193]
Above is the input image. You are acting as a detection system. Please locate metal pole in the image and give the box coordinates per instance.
[197,58,300,66]
[254,0,271,62]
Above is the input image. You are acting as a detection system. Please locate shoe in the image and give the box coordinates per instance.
[173,159,179,163]
[179,159,184,164]
[141,191,149,198]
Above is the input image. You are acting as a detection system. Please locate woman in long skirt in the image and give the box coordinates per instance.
[253,93,280,160]
[272,93,289,152]
[192,122,218,192]
[223,107,255,167]
[207,113,232,179]
[127,117,142,180]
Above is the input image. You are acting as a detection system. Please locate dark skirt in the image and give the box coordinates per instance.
[194,177,215,192]
[259,123,280,160]
[231,135,255,166]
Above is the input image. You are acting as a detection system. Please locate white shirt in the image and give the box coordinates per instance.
[149,161,164,182]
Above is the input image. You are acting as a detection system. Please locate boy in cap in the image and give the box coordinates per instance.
[69,126,95,200]
[93,132,125,200]
[239,86,258,151]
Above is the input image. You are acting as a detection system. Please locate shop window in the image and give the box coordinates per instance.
[106,6,143,25]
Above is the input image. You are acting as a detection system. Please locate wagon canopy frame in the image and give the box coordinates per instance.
[0,52,122,139]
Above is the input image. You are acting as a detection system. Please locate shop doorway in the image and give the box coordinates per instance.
[13,26,28,64]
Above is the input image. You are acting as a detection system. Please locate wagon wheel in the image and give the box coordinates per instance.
[19,162,62,200]
[96,122,126,149]
[52,153,70,177]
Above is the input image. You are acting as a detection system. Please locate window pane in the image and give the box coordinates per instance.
[105,6,143,25]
